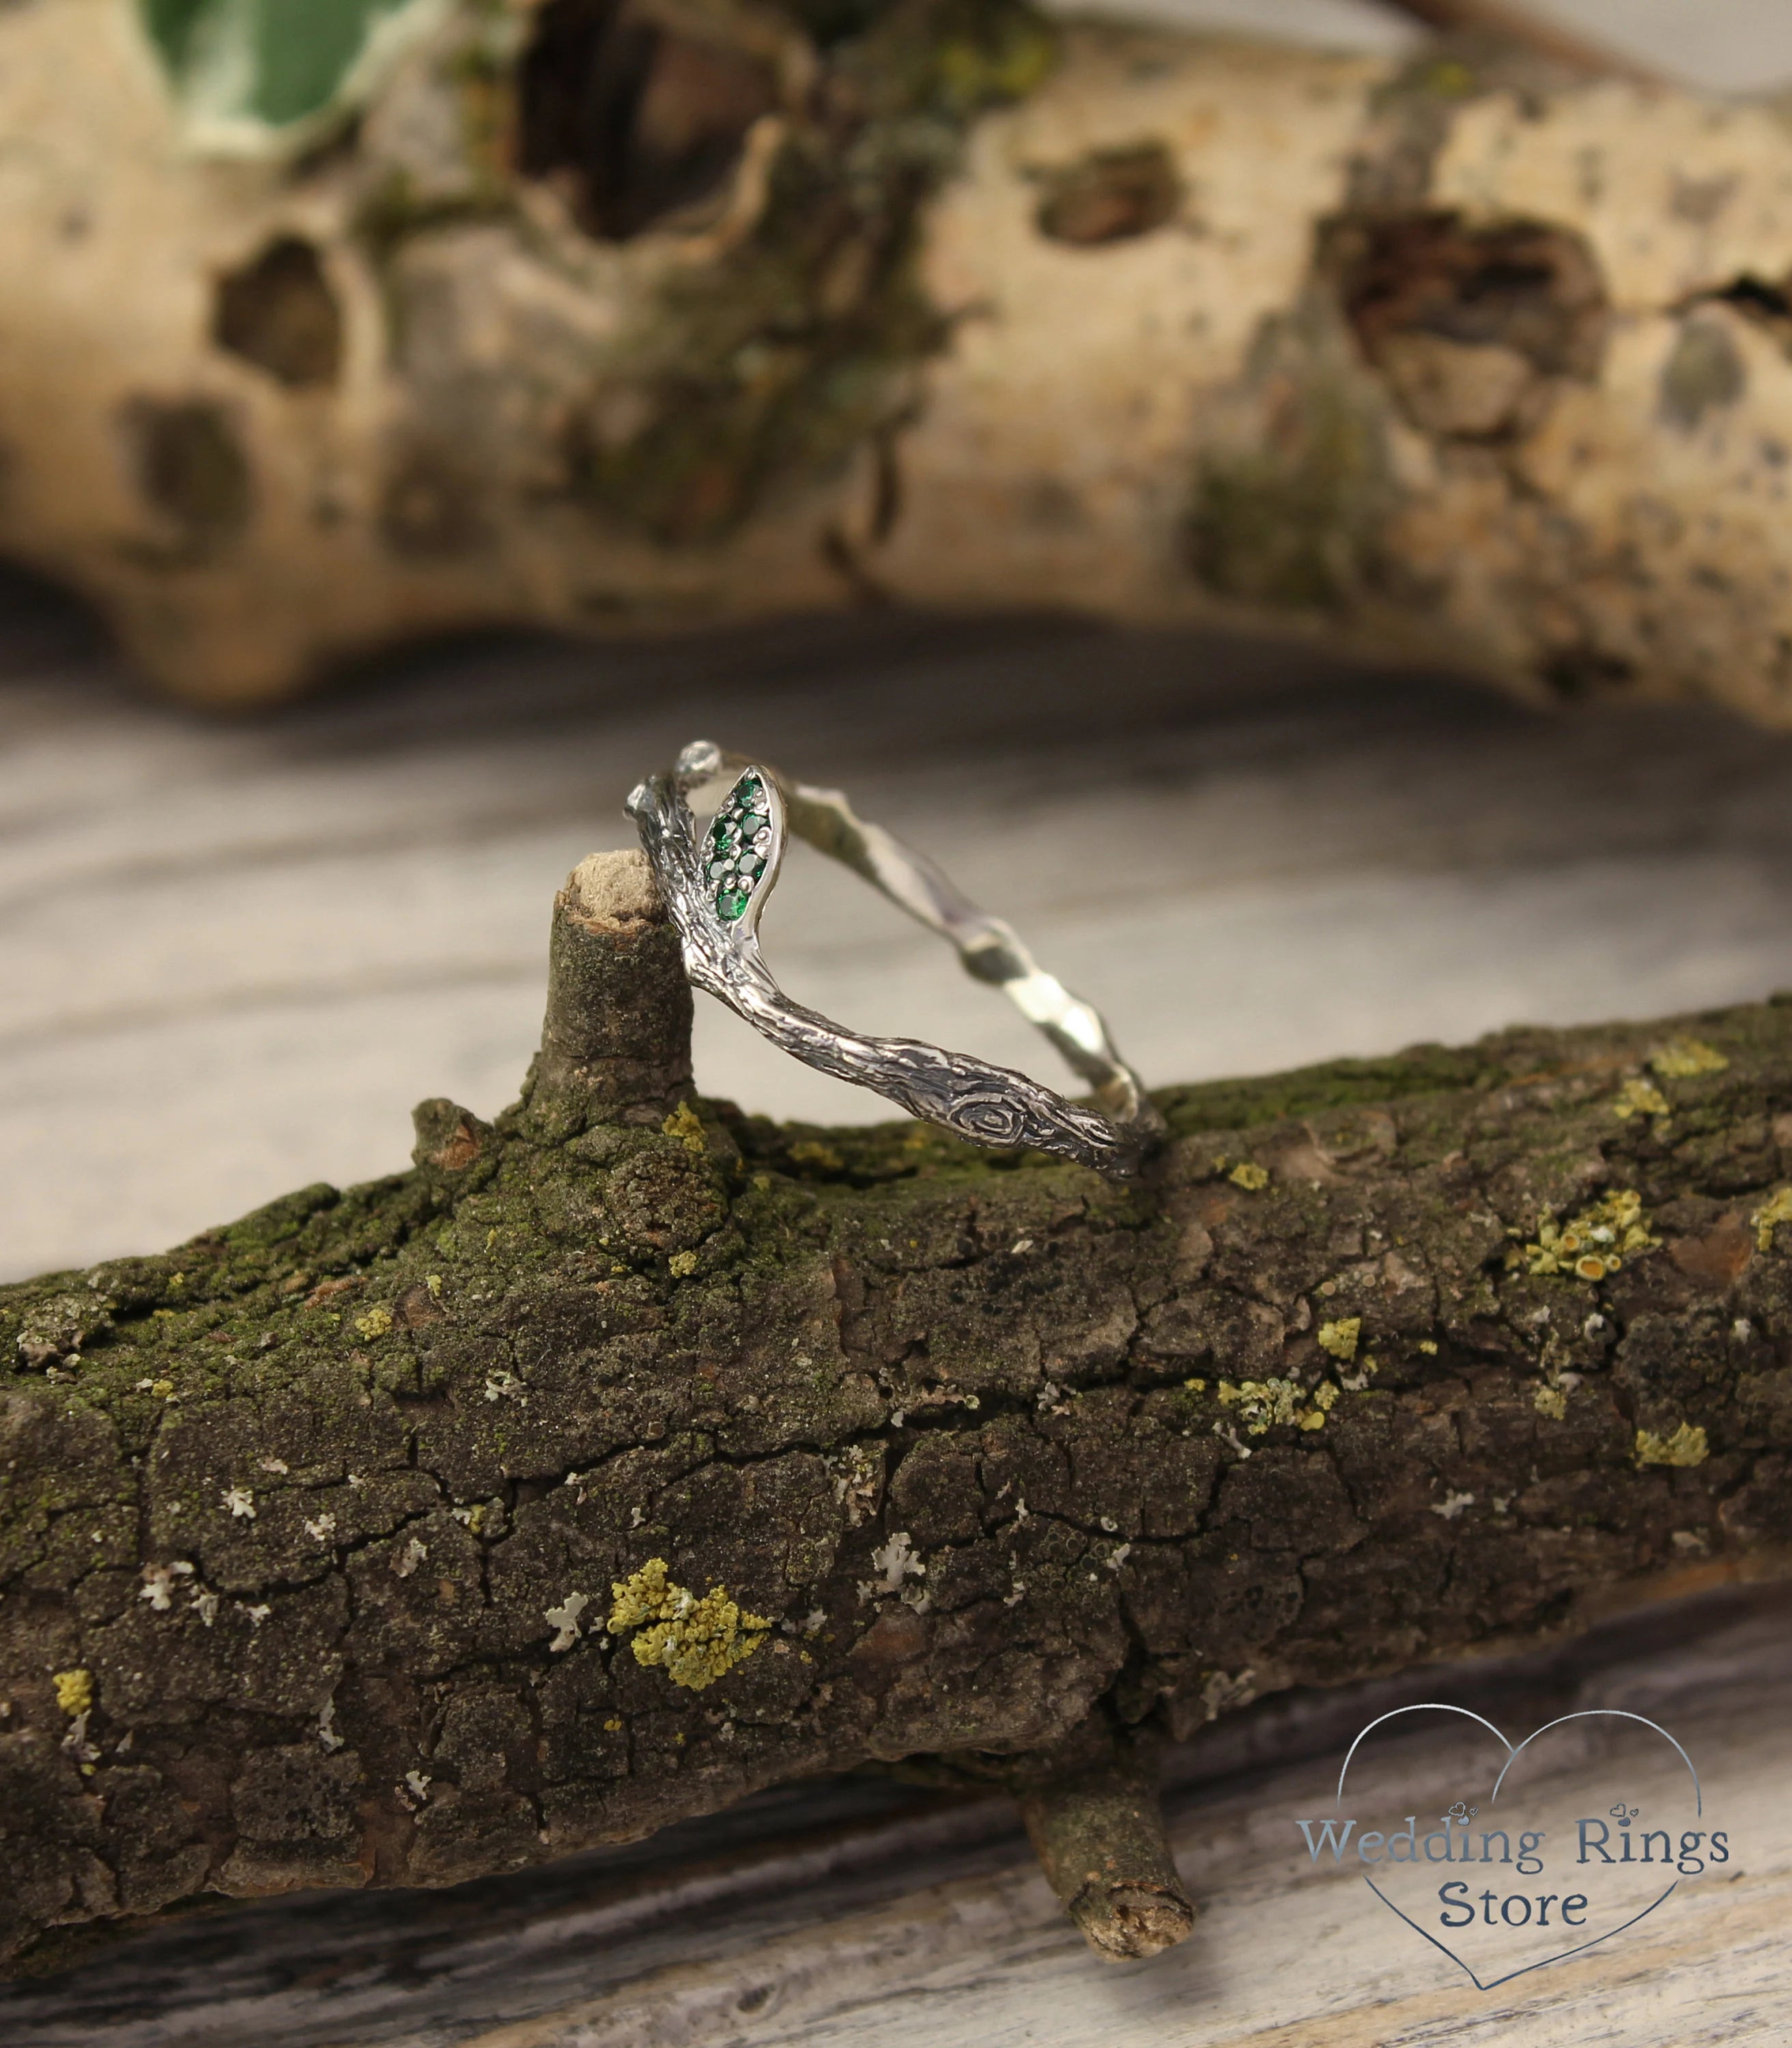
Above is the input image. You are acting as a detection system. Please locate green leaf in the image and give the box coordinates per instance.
[137,0,447,154]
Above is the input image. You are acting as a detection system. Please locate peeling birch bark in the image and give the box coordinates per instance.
[3,4,1792,716]
[2,850,1790,1972]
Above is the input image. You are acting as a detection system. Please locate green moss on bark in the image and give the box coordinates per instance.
[4,943,1792,1970]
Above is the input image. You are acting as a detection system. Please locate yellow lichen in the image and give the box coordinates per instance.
[1228,1162,1270,1191]
[607,1559,770,1691]
[1752,1187,1792,1253]
[667,1250,698,1278]
[608,1557,675,1631]
[1426,57,1476,96]
[662,1102,707,1156]
[1183,1377,1207,1393]
[1418,1339,1438,1355]
[1635,1423,1709,1468]
[1218,1378,1301,1434]
[1317,1317,1361,1363]
[1217,1376,1334,1435]
[353,1306,393,1340]
[1533,1384,1567,1420]
[1525,1191,1659,1280]
[789,1139,847,1171]
[1649,1038,1729,1079]
[52,1669,92,1716]
[1612,1077,1670,1121]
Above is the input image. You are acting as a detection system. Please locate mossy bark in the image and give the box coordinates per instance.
[3,852,1791,1973]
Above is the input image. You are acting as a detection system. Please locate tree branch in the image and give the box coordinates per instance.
[3,853,1790,1974]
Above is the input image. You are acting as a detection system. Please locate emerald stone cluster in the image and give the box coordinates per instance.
[705,772,773,924]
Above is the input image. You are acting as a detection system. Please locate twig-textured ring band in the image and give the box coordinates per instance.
[627,740,1164,1178]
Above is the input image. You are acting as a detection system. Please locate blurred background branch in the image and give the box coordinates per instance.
[3,0,1792,715]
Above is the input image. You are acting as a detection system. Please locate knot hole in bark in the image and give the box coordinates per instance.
[518,0,781,240]
[212,236,343,390]
[1330,210,1607,442]
[1032,141,1182,247]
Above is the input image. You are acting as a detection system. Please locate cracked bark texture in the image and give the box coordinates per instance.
[3,849,1792,1975]
[8,3,1792,719]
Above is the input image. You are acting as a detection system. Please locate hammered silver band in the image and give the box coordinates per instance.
[626,741,1163,1178]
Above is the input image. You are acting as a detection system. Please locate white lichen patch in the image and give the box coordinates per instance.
[1649,1038,1729,1079]
[61,1710,100,1766]
[1200,1668,1257,1720]
[545,1590,591,1652]
[1635,1423,1709,1468]
[608,1559,770,1691]
[1430,1490,1476,1520]
[828,1443,880,1527]
[317,1699,345,1752]
[869,1530,924,1591]
[391,1537,428,1578]
[220,1486,256,1520]
[139,1559,193,1610]
[483,1370,526,1403]
[1524,1191,1659,1281]
[1612,1076,1670,1121]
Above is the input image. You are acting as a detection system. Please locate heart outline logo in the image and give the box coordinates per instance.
[1333,1705,1704,1992]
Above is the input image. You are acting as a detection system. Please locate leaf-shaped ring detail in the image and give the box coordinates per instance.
[627,741,1162,1179]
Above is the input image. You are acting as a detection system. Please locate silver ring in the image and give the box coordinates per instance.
[626,741,1163,1178]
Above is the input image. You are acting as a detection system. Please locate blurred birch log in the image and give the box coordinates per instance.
[3,1,1792,713]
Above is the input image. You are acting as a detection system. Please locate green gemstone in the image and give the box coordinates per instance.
[738,776,763,806]
[711,819,739,849]
[715,888,749,922]
[740,854,765,881]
